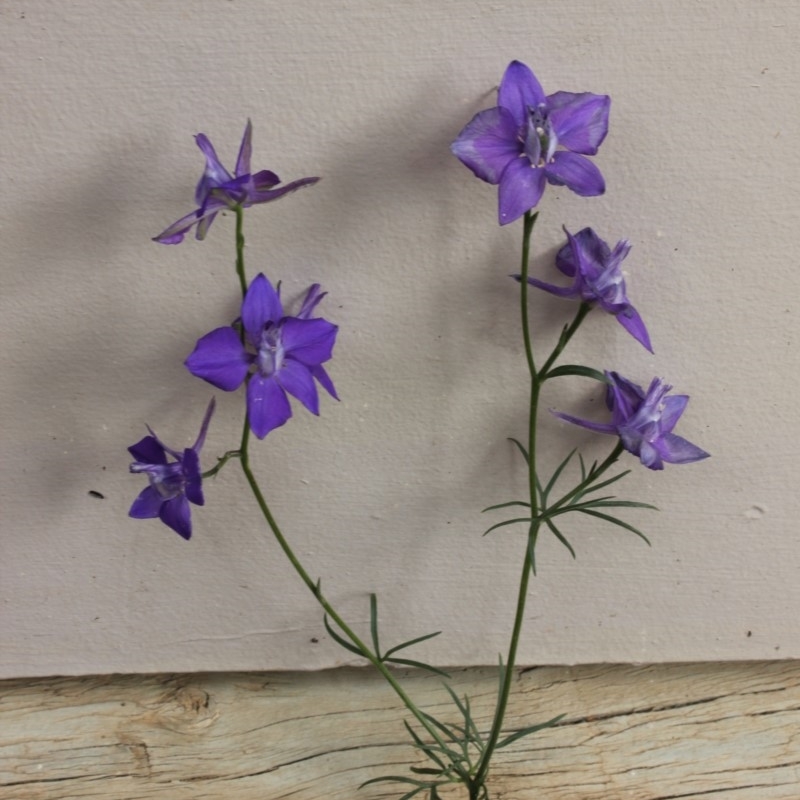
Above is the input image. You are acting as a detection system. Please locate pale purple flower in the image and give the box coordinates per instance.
[154,120,319,244]
[185,274,338,439]
[451,60,610,225]
[128,398,216,539]
[553,372,709,470]
[525,227,652,352]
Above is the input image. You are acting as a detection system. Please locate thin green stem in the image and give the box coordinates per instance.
[234,205,247,298]
[472,211,540,793]
[238,444,457,765]
[519,211,539,379]
[540,301,593,378]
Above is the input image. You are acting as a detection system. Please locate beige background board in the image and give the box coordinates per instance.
[1,0,797,678]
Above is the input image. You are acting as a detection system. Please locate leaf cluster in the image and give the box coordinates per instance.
[484,442,656,570]
[324,593,449,677]
[362,670,563,800]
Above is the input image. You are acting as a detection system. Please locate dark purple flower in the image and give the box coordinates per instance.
[451,60,610,225]
[154,120,319,244]
[128,398,216,539]
[526,227,652,352]
[185,274,338,439]
[554,372,709,470]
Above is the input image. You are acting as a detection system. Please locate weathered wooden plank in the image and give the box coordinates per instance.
[2,663,799,799]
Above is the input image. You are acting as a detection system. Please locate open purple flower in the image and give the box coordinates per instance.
[525,227,652,352]
[553,372,709,470]
[451,60,610,225]
[128,398,216,539]
[185,274,338,439]
[154,120,319,244]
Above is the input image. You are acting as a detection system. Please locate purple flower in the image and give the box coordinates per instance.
[154,120,319,244]
[128,398,216,539]
[526,227,652,352]
[554,372,709,470]
[185,274,338,439]
[451,60,610,225]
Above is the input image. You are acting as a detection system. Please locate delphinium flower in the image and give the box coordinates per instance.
[154,120,319,244]
[185,274,338,439]
[451,60,610,225]
[523,226,652,352]
[128,398,216,539]
[554,372,709,470]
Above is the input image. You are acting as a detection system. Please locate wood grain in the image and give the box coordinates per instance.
[2,662,799,799]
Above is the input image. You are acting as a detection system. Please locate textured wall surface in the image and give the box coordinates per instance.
[2,1,798,677]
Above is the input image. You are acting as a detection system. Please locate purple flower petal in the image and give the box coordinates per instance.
[524,276,579,298]
[153,200,227,245]
[281,317,337,366]
[242,273,283,341]
[450,107,520,185]
[128,435,167,465]
[192,398,217,451]
[182,448,204,506]
[235,119,253,177]
[247,375,293,439]
[551,410,617,435]
[195,134,233,205]
[615,306,653,353]
[546,91,610,155]
[185,327,251,390]
[498,158,547,225]
[277,359,320,415]
[297,284,326,320]
[248,176,321,205]
[159,495,193,539]
[656,433,710,465]
[129,486,164,519]
[498,60,546,127]
[545,151,606,196]
[311,364,338,400]
[251,169,282,192]
[658,395,689,433]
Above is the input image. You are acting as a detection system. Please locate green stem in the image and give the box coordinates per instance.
[471,211,540,793]
[519,211,539,378]
[234,205,247,298]
[540,301,593,378]
[238,439,457,765]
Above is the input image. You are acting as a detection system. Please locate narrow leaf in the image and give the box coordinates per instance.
[544,364,610,383]
[581,500,658,511]
[545,518,576,559]
[369,593,381,657]
[543,448,577,501]
[496,714,566,749]
[483,517,532,537]
[444,684,482,744]
[507,437,529,464]
[577,508,652,545]
[578,469,632,497]
[323,613,362,656]
[482,500,531,513]
[385,657,451,678]
[404,721,446,770]
[383,630,442,659]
